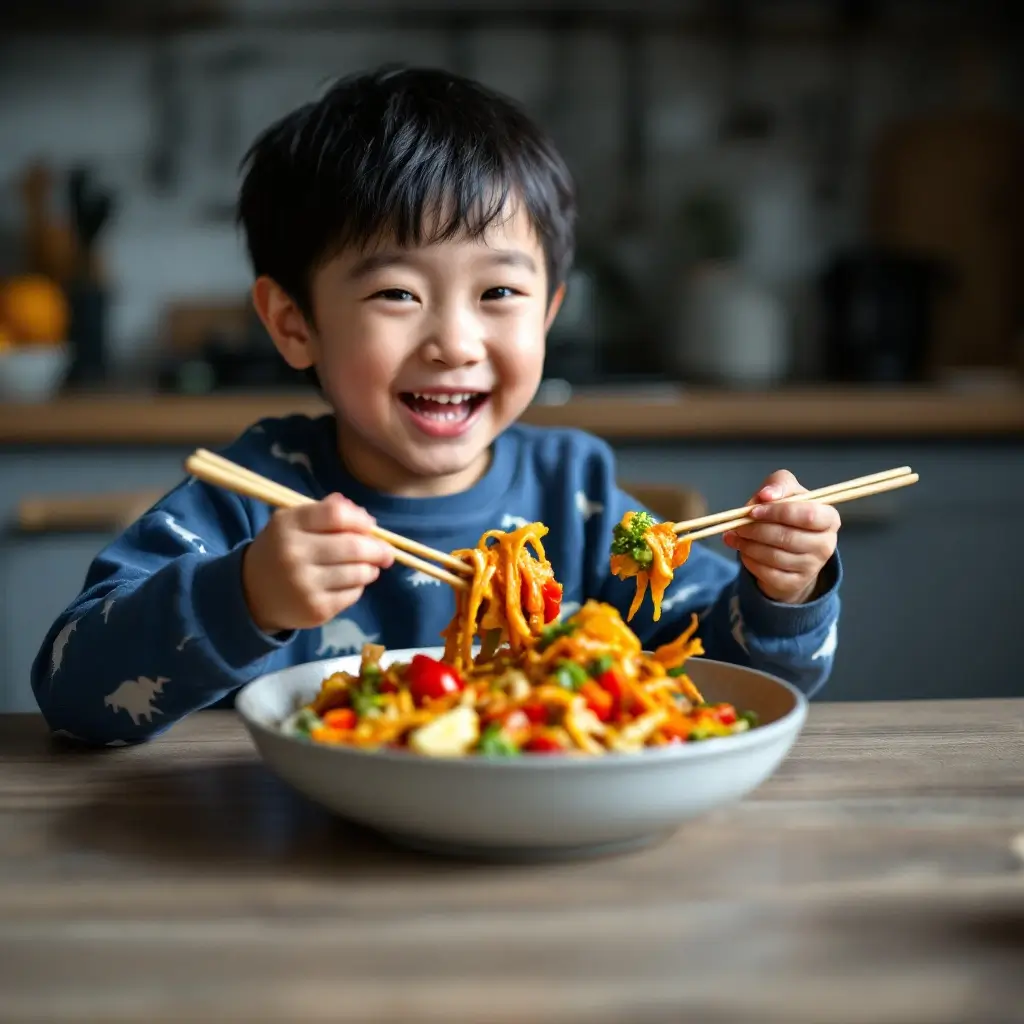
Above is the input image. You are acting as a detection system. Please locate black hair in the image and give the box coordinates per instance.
[237,65,576,320]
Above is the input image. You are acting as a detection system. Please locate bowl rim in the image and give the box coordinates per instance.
[235,650,809,772]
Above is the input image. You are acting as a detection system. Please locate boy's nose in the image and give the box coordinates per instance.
[422,312,486,367]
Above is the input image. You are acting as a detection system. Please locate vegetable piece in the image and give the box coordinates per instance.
[610,510,656,569]
[536,619,577,651]
[553,660,590,692]
[322,708,357,730]
[580,681,614,722]
[478,722,521,757]
[589,654,614,677]
[349,670,385,718]
[290,708,321,738]
[520,701,548,725]
[716,705,738,726]
[740,710,759,729]
[541,580,563,623]
[406,654,465,706]
[595,670,625,719]
[408,706,480,757]
[524,733,566,754]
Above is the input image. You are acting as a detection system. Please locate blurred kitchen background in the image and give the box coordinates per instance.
[0,0,1021,711]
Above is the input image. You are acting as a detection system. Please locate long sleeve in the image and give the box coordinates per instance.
[580,442,842,699]
[30,480,295,746]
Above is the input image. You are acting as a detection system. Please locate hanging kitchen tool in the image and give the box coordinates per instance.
[146,40,185,193]
[199,46,263,222]
[716,0,774,143]
[65,165,116,387]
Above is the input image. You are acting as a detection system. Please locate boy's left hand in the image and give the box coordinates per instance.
[722,469,840,605]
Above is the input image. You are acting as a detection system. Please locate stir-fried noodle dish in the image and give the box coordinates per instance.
[284,523,757,757]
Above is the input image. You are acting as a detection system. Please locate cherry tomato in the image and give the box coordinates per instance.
[379,678,399,694]
[406,654,465,706]
[524,734,565,754]
[520,701,548,725]
[322,708,357,730]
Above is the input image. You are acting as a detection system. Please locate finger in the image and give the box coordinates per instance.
[314,562,382,591]
[740,556,809,598]
[296,493,377,534]
[727,521,836,555]
[725,537,822,575]
[749,468,805,504]
[748,500,842,533]
[308,531,395,568]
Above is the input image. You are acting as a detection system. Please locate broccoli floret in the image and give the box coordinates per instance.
[610,510,656,569]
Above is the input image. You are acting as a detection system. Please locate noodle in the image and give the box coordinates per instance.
[286,601,758,758]
[610,511,691,621]
[440,522,562,670]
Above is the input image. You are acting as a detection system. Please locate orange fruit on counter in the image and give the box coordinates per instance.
[0,274,69,344]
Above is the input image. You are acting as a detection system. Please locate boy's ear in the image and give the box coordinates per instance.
[544,282,567,332]
[251,276,316,370]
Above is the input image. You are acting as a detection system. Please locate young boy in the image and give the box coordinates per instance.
[32,66,842,746]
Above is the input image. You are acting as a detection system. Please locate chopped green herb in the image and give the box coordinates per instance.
[610,510,656,569]
[537,619,577,651]
[740,710,759,729]
[478,723,521,757]
[553,660,590,691]
[589,654,614,677]
[291,708,321,738]
[349,674,384,718]
[666,665,689,678]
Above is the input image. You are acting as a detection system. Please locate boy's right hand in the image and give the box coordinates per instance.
[241,494,394,634]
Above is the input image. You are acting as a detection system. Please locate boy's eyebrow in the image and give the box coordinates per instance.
[347,248,538,278]
[485,249,538,272]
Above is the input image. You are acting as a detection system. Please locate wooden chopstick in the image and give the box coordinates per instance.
[190,449,472,577]
[672,466,914,534]
[678,472,919,544]
[184,450,470,591]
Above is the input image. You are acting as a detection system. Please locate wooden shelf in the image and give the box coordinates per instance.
[0,387,1021,446]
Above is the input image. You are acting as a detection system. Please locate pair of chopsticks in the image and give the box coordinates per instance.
[184,449,471,590]
[673,466,919,543]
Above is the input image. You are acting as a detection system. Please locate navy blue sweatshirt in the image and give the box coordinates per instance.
[32,415,841,745]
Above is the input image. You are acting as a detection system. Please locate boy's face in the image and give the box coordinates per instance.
[256,205,562,497]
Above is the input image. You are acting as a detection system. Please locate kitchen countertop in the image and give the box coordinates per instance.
[2,701,1023,1022]
[0,385,1022,444]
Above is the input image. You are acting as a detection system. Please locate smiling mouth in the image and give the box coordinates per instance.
[398,391,491,423]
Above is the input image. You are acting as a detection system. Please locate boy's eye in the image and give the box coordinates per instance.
[371,288,416,302]
[482,286,521,301]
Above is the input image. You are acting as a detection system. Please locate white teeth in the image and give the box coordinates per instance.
[410,392,478,405]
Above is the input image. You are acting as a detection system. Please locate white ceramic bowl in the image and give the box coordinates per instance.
[0,345,70,401]
[236,647,808,861]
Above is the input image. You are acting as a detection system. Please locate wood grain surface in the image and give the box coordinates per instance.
[1,702,1022,1024]
[1,387,1022,445]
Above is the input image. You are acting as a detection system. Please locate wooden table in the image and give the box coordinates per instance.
[1,702,1023,1024]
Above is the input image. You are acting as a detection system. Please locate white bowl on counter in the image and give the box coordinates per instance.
[236,647,808,861]
[0,345,70,401]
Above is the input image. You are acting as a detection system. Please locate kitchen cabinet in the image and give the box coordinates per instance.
[1,441,1020,712]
